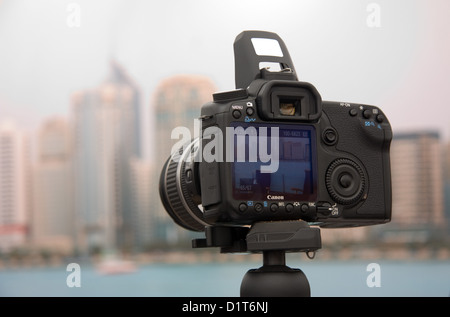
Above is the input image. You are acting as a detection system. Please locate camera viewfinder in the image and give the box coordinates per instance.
[279,98,300,116]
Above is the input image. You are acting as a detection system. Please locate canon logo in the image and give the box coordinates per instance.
[267,195,284,200]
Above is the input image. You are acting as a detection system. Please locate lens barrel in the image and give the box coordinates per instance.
[159,139,208,232]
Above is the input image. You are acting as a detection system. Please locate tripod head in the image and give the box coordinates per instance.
[193,221,322,297]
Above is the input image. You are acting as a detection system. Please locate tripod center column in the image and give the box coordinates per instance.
[262,250,286,266]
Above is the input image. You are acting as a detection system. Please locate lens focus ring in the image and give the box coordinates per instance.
[159,141,207,232]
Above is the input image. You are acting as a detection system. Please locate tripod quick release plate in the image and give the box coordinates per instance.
[246,221,321,253]
[193,221,321,254]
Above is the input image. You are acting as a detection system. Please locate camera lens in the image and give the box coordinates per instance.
[159,139,210,232]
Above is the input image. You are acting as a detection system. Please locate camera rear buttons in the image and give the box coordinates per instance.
[300,203,309,213]
[270,203,278,212]
[254,203,263,213]
[322,128,338,145]
[363,109,372,119]
[239,203,247,213]
[285,203,294,213]
[232,109,242,119]
[325,158,366,205]
[361,108,383,122]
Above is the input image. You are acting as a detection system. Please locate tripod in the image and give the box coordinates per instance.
[193,221,321,297]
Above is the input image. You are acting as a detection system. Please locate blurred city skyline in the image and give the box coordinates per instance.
[1,58,449,256]
[1,1,450,260]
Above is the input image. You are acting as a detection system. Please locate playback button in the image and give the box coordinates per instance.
[254,203,263,213]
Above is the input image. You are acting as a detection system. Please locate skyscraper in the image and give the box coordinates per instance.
[152,74,217,243]
[129,158,154,250]
[32,117,74,253]
[0,120,31,251]
[444,141,450,231]
[72,61,141,253]
[390,131,445,232]
[153,74,217,164]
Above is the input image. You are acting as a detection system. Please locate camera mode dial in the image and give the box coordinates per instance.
[325,158,366,205]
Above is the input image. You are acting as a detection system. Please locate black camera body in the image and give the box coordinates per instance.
[159,31,392,232]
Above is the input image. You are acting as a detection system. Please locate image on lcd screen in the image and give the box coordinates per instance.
[231,123,316,201]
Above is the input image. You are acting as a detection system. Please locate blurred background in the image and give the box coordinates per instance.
[0,0,449,296]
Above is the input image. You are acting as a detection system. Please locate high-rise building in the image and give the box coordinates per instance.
[71,61,141,253]
[151,74,216,243]
[444,141,450,231]
[32,117,74,253]
[0,120,31,251]
[129,158,155,250]
[389,131,445,236]
[153,74,217,164]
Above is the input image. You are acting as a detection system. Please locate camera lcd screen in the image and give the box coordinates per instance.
[231,123,317,202]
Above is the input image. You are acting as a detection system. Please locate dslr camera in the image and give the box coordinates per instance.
[159,31,392,234]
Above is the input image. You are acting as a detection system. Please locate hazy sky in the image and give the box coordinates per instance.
[1,0,449,159]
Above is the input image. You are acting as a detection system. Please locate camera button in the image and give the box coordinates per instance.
[349,108,358,116]
[246,107,254,116]
[254,203,263,213]
[239,203,248,213]
[317,203,332,216]
[323,128,337,145]
[300,203,309,213]
[376,114,384,123]
[270,203,278,212]
[363,109,372,119]
[285,203,294,213]
[232,110,241,119]
[339,174,353,188]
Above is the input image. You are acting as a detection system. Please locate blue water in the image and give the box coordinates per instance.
[0,260,449,297]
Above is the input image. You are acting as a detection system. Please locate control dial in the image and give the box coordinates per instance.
[325,158,366,205]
